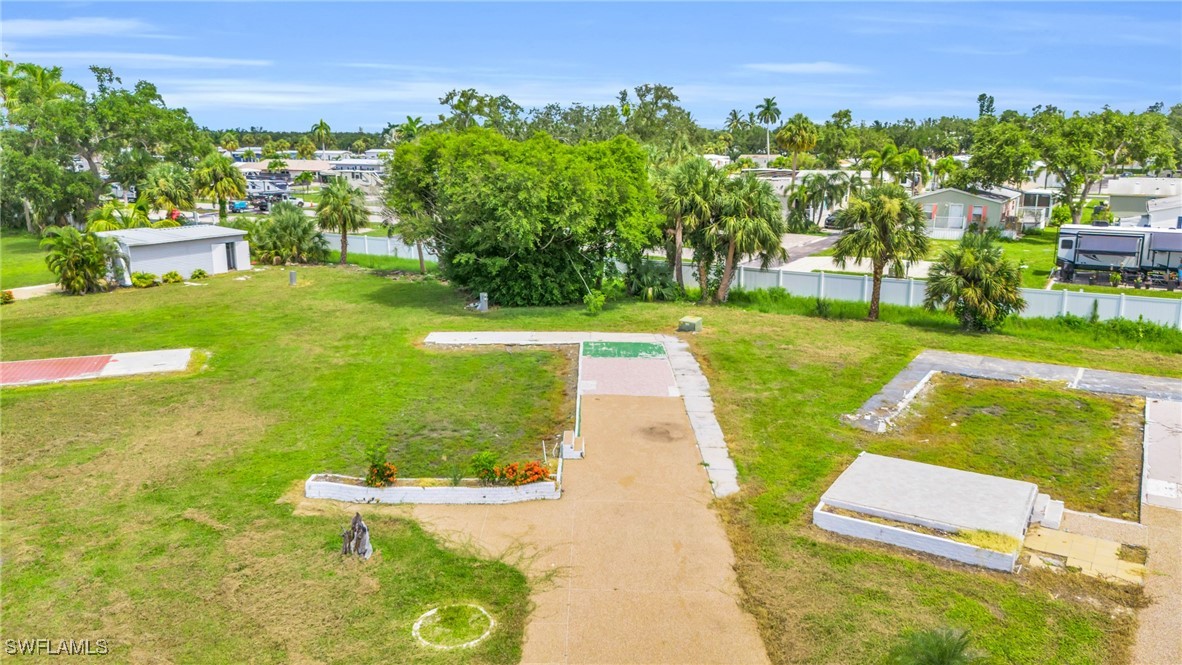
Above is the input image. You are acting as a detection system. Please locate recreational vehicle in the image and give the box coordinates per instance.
[1056,224,1182,274]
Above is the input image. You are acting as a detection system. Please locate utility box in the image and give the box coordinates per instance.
[477,292,489,312]
[678,316,703,332]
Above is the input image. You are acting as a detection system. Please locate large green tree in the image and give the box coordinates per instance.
[711,173,787,302]
[775,113,818,189]
[755,97,781,155]
[655,157,724,291]
[967,116,1037,189]
[816,109,859,168]
[311,119,332,151]
[194,153,247,223]
[862,141,905,185]
[317,177,369,264]
[831,184,931,321]
[384,128,658,306]
[141,162,194,218]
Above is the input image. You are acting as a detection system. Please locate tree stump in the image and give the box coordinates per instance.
[341,512,372,560]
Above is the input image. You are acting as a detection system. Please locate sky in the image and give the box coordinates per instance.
[2,2,1181,131]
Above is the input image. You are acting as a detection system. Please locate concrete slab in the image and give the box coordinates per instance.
[821,453,1039,541]
[1143,399,1182,511]
[0,349,192,387]
[579,357,679,398]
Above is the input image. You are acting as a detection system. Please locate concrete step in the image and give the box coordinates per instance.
[1041,499,1065,530]
[561,431,584,459]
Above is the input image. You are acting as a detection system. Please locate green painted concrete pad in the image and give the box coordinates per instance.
[581,341,666,359]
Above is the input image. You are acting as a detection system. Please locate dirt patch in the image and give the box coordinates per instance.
[638,423,680,442]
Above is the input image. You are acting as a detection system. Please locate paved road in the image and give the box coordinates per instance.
[741,232,839,269]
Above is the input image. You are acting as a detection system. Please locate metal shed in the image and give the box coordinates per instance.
[97,226,250,285]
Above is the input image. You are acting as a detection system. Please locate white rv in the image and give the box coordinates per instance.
[1055,224,1182,272]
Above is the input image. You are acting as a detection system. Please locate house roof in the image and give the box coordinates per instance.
[97,225,246,247]
[235,159,330,173]
[912,187,1018,204]
[1105,177,1182,197]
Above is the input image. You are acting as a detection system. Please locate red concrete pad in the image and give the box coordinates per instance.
[0,354,112,386]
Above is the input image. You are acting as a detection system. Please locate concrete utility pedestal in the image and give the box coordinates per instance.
[678,316,703,332]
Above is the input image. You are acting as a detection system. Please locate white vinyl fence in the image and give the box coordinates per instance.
[322,232,438,261]
[681,264,1182,329]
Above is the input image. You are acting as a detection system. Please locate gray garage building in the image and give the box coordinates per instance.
[97,226,250,285]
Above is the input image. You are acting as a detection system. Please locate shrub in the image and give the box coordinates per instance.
[249,202,329,264]
[491,460,551,486]
[886,627,980,664]
[583,289,606,315]
[131,272,159,288]
[40,227,121,295]
[1109,271,1121,287]
[365,461,398,487]
[924,233,1025,331]
[626,260,678,302]
[190,268,209,279]
[1,290,14,305]
[161,271,184,284]
[470,451,499,484]
[1050,204,1071,227]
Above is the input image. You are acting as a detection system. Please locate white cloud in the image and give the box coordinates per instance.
[9,51,271,69]
[742,62,869,75]
[155,76,624,111]
[2,17,161,39]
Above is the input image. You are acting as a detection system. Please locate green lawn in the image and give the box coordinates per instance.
[872,375,1144,519]
[0,230,54,289]
[3,267,1179,663]
[327,251,436,273]
[1053,282,1182,299]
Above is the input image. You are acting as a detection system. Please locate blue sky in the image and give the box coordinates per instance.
[3,2,1180,131]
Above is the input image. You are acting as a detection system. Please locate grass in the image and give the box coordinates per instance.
[1052,282,1182,299]
[949,531,1023,554]
[0,230,54,289]
[417,605,494,647]
[327,250,438,273]
[3,267,1179,663]
[871,376,1145,519]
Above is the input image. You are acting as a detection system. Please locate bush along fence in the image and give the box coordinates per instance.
[322,233,439,262]
[675,264,1182,329]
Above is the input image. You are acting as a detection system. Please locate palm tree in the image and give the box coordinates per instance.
[399,116,424,141]
[775,113,818,189]
[932,157,961,189]
[266,158,288,173]
[725,109,745,134]
[755,97,781,156]
[220,132,239,152]
[886,628,981,665]
[252,202,330,265]
[294,171,315,192]
[193,153,247,223]
[85,200,152,232]
[41,227,121,295]
[862,141,904,185]
[241,149,256,162]
[925,232,1026,331]
[141,162,195,220]
[316,177,369,264]
[901,148,930,193]
[655,157,724,291]
[712,174,788,302]
[311,118,332,151]
[831,183,931,321]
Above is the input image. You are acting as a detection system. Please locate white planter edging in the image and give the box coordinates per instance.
[813,502,1019,572]
[305,474,560,505]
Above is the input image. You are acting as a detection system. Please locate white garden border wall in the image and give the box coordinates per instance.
[813,502,1020,572]
[305,471,561,505]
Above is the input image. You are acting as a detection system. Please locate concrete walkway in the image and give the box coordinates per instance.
[0,349,193,387]
[7,283,61,300]
[292,332,766,664]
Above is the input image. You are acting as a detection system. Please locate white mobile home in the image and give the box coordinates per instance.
[97,226,251,285]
